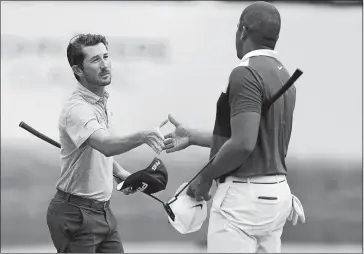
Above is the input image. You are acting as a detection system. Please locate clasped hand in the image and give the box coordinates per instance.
[145,114,192,155]
[144,119,168,154]
[143,114,213,201]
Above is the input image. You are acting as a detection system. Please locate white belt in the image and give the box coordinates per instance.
[218,175,286,185]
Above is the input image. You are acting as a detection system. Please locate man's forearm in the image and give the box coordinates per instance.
[200,139,253,181]
[113,159,131,183]
[104,131,147,157]
[189,129,213,148]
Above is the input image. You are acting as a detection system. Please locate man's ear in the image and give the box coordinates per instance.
[71,65,83,79]
[240,26,247,40]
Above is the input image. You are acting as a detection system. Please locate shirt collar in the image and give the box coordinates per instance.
[76,83,109,104]
[241,49,279,63]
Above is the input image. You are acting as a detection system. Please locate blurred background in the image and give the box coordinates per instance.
[1,0,363,253]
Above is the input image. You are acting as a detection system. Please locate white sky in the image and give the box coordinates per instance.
[1,1,362,159]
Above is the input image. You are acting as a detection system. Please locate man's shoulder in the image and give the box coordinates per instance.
[229,64,258,86]
[230,64,252,78]
[59,95,93,121]
[248,54,284,73]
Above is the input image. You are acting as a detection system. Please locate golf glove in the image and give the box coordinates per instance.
[287,194,306,226]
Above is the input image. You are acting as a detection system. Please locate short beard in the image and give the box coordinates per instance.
[85,75,111,87]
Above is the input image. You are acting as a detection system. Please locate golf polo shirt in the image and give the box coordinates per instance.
[56,83,114,202]
[210,49,296,179]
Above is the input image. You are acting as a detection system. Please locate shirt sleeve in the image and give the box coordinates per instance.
[229,66,263,117]
[65,103,104,148]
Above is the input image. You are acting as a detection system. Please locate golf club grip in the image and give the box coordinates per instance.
[265,69,303,110]
[19,121,61,148]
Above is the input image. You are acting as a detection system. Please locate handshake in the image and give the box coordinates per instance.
[143,114,191,155]
[117,114,193,195]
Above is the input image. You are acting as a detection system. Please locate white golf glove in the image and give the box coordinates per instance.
[287,194,306,226]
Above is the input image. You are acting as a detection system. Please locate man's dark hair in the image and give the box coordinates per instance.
[67,33,108,81]
[239,1,281,49]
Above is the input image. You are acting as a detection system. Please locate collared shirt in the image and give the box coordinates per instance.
[56,83,114,201]
[211,49,296,178]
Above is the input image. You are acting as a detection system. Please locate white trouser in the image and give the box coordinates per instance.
[207,175,292,253]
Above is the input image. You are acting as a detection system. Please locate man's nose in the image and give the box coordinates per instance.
[100,59,107,68]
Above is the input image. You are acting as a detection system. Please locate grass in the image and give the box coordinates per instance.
[1,139,362,246]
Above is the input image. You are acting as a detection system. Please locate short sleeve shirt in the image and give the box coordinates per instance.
[56,83,114,201]
[211,49,296,178]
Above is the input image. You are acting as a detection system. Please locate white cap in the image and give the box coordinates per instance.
[167,182,208,234]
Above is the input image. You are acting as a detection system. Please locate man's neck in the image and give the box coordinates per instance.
[244,45,272,56]
[80,81,105,97]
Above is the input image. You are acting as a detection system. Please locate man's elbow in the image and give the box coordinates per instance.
[91,145,113,157]
[88,137,114,157]
[234,142,255,156]
[100,143,116,157]
[94,146,117,157]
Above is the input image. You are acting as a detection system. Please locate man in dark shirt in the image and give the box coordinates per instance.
[163,1,304,253]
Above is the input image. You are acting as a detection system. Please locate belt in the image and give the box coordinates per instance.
[217,175,286,185]
[55,190,110,211]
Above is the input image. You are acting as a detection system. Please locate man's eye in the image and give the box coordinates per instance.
[104,55,109,59]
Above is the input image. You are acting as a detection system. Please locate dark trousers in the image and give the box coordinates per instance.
[46,190,124,253]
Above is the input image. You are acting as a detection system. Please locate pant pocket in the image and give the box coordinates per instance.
[248,183,291,228]
[211,183,231,211]
[47,201,88,239]
[63,204,88,238]
[249,183,290,204]
[46,210,70,253]
[106,208,118,233]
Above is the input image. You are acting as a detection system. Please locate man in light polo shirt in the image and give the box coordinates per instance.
[163,2,304,253]
[46,33,166,253]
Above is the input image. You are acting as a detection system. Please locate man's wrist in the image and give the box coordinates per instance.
[187,128,212,148]
[139,131,149,144]
[200,166,214,183]
[113,173,123,183]
[114,171,131,181]
[188,128,197,146]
